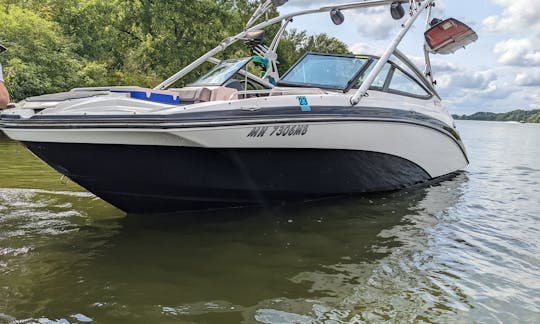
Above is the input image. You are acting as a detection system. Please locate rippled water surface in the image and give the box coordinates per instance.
[0,121,539,323]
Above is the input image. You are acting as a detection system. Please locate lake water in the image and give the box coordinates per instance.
[0,121,539,323]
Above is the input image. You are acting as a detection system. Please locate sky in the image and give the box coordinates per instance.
[277,0,540,114]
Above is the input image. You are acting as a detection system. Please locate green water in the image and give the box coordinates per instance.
[0,121,539,323]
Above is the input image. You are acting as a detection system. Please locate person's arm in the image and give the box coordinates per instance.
[0,81,9,109]
[0,62,9,109]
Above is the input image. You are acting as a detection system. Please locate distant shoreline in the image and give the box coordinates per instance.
[452,109,540,123]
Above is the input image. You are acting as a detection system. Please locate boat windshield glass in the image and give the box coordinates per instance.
[191,57,252,86]
[279,53,369,90]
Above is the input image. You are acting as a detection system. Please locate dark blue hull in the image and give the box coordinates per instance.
[23,142,431,214]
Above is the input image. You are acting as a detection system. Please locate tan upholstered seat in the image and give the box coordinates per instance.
[170,87,212,103]
[210,87,238,101]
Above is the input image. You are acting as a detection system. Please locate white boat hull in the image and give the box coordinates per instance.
[3,119,467,179]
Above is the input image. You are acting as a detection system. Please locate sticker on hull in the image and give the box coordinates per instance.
[297,96,311,112]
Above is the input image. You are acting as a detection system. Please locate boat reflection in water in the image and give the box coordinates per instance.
[0,134,470,322]
[115,177,469,323]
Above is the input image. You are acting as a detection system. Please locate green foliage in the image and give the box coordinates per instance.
[0,3,84,100]
[455,112,498,121]
[455,110,540,123]
[0,0,351,101]
[526,112,540,123]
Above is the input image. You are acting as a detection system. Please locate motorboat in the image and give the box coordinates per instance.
[0,0,476,214]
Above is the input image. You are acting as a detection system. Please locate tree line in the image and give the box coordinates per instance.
[0,0,349,102]
[453,110,540,123]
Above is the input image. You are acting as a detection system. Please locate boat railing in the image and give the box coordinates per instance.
[155,0,420,90]
[229,87,327,100]
[154,0,436,107]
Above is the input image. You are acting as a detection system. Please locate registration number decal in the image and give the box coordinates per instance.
[297,96,311,112]
[247,124,309,138]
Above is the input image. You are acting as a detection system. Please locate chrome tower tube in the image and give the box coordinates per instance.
[154,0,415,90]
[350,0,435,105]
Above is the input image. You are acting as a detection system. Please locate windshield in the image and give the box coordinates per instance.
[279,54,369,90]
[191,57,252,86]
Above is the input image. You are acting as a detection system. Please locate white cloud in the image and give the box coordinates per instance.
[529,94,540,109]
[438,70,496,90]
[478,80,515,100]
[436,65,540,113]
[493,39,540,66]
[348,7,405,40]
[349,42,383,55]
[431,60,459,73]
[515,70,540,86]
[483,0,540,37]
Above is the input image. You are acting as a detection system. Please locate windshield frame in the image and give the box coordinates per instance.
[352,56,434,99]
[190,57,253,87]
[277,52,372,91]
